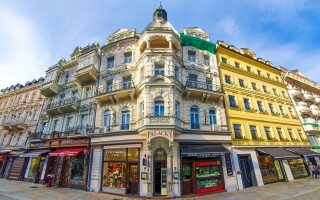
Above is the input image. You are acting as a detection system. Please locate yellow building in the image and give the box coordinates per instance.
[216,41,312,190]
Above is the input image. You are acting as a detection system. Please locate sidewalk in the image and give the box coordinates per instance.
[0,177,319,200]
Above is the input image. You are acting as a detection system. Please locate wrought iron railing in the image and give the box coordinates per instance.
[186,81,221,92]
[46,96,79,110]
[98,81,134,95]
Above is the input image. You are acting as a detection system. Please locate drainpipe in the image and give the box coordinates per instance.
[87,47,101,191]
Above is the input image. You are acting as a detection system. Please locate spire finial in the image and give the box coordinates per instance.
[160,2,162,9]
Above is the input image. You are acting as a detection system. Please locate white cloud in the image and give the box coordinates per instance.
[0,5,49,90]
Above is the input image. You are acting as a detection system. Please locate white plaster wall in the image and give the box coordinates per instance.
[282,160,294,181]
[90,146,103,192]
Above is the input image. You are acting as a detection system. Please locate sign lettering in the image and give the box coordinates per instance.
[147,130,173,139]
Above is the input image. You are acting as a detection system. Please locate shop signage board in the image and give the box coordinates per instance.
[161,168,168,196]
[196,185,224,194]
[147,130,173,140]
[50,138,90,148]
[225,154,234,176]
[195,161,220,167]
[183,153,223,158]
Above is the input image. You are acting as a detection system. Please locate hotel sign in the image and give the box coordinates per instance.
[147,130,173,140]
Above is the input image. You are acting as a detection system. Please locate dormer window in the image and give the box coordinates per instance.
[107,56,115,68]
[188,51,196,62]
[124,52,132,64]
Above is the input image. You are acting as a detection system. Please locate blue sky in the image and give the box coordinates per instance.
[0,0,320,89]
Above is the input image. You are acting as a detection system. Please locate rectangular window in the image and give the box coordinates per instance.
[106,81,113,92]
[273,88,278,96]
[235,62,240,68]
[65,117,73,131]
[246,66,251,72]
[204,55,210,66]
[154,102,164,116]
[279,106,285,115]
[243,98,251,110]
[269,103,275,114]
[297,129,304,140]
[250,125,258,139]
[282,91,287,98]
[140,102,144,119]
[206,79,212,90]
[188,51,196,62]
[289,108,294,117]
[267,73,271,78]
[251,82,257,90]
[124,52,132,63]
[155,65,165,76]
[107,56,115,68]
[257,70,261,75]
[52,119,59,132]
[121,110,130,130]
[221,57,227,64]
[288,129,295,140]
[257,101,263,112]
[264,127,272,140]
[40,122,47,134]
[80,115,88,128]
[85,88,91,98]
[188,74,198,88]
[277,127,285,140]
[122,76,132,89]
[104,112,111,128]
[175,67,180,79]
[229,95,237,108]
[233,124,242,139]
[225,75,231,84]
[239,79,245,87]
[262,85,268,93]
[175,101,180,118]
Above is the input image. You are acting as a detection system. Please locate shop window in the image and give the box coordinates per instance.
[209,109,217,125]
[155,65,165,76]
[121,107,130,130]
[288,158,308,178]
[229,95,237,108]
[188,51,196,62]
[128,148,139,161]
[233,124,242,139]
[250,125,258,139]
[27,157,40,179]
[107,56,115,68]
[258,154,284,184]
[124,52,132,64]
[190,106,200,129]
[69,154,85,181]
[195,161,222,193]
[104,111,111,131]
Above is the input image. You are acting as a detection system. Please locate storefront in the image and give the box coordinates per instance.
[102,144,140,195]
[285,147,320,178]
[256,147,300,184]
[46,137,90,190]
[20,150,49,183]
[0,150,10,178]
[180,144,230,195]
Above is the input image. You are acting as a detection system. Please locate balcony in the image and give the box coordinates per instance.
[185,81,222,101]
[97,81,135,103]
[137,116,183,129]
[29,132,45,143]
[45,97,79,116]
[303,92,314,102]
[40,81,59,97]
[75,64,98,85]
[303,123,320,134]
[315,97,320,104]
[290,88,303,98]
[311,105,320,117]
[296,102,311,114]
[49,125,94,139]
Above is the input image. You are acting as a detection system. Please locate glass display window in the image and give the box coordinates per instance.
[27,157,40,179]
[289,158,308,178]
[128,148,139,161]
[258,156,284,184]
[69,154,85,181]
[102,163,127,189]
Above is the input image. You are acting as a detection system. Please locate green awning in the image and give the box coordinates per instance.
[303,123,320,128]
[180,33,216,54]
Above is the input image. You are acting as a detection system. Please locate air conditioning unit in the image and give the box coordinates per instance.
[211,125,221,131]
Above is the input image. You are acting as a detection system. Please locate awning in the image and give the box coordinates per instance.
[49,148,87,157]
[180,145,230,158]
[285,147,320,157]
[10,151,26,157]
[20,150,49,158]
[256,148,300,160]
[0,150,11,154]
[0,155,6,161]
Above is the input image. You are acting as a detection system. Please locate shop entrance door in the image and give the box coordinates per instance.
[60,157,70,187]
[153,148,167,195]
[128,163,139,194]
[239,156,253,188]
[182,162,193,194]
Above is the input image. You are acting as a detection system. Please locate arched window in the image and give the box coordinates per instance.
[190,106,200,129]
[209,109,217,125]
[104,110,111,130]
[154,97,164,116]
[121,107,130,130]
[153,148,167,161]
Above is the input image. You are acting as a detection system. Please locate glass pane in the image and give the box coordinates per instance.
[160,106,164,116]
[102,162,127,189]
[182,164,191,181]
[128,148,139,161]
[69,154,85,181]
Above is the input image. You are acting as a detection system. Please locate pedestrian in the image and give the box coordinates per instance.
[308,162,317,178]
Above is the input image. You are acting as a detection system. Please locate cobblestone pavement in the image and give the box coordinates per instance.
[0,177,319,200]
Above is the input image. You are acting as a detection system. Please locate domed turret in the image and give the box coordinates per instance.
[153,3,167,22]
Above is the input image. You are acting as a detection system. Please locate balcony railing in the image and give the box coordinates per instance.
[186,81,221,92]
[46,97,79,110]
[98,81,134,95]
[43,125,95,139]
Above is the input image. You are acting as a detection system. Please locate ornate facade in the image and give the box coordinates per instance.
[0,78,45,180]
[89,6,233,197]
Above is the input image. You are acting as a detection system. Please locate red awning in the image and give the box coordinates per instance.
[49,148,87,157]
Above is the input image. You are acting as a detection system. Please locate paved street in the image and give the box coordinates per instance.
[0,177,319,200]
